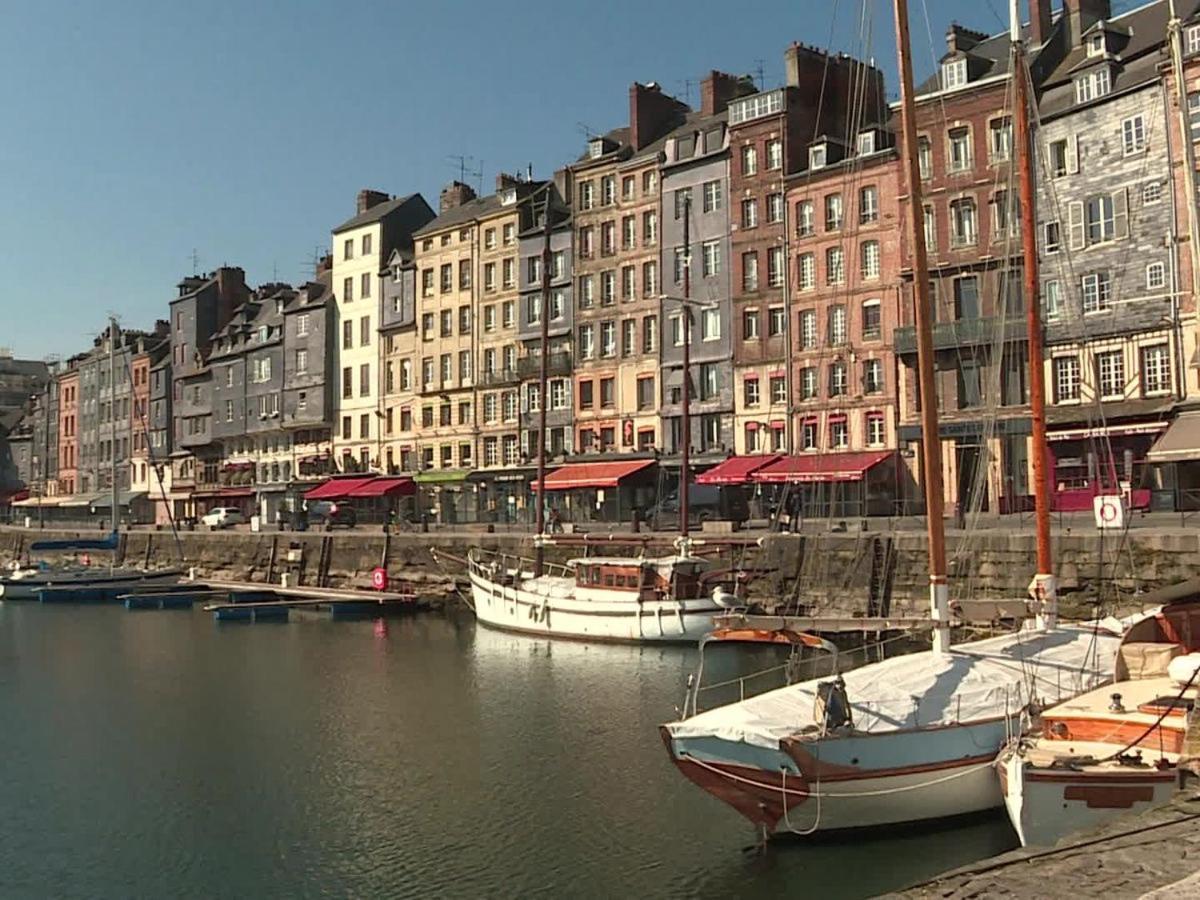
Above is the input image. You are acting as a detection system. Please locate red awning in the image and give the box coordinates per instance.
[304,476,378,500]
[752,450,894,484]
[533,459,655,491]
[347,477,415,498]
[696,454,781,486]
[0,489,30,503]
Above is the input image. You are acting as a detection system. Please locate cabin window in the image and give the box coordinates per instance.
[604,574,615,587]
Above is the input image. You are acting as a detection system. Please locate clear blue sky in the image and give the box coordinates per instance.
[2,0,1025,359]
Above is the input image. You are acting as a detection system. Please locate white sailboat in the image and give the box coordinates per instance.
[659,0,1124,835]
[460,190,733,642]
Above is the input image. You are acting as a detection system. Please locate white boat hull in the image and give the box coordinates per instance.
[999,750,1178,847]
[468,568,721,643]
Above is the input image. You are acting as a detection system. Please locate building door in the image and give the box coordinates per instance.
[1002,434,1029,512]
[955,439,989,517]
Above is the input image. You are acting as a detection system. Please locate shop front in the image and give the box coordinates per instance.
[1147,408,1200,509]
[1046,422,1164,513]
[750,450,897,522]
[695,454,781,520]
[412,470,476,526]
[533,458,658,525]
[468,468,536,525]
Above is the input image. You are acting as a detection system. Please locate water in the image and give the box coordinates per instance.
[0,604,1018,898]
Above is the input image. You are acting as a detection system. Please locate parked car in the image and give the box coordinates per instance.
[306,501,357,530]
[646,484,749,530]
[200,507,244,530]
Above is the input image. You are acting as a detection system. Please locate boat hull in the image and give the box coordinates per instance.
[0,570,180,601]
[999,751,1178,847]
[468,568,720,643]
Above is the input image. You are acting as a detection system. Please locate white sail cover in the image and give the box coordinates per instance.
[667,624,1122,750]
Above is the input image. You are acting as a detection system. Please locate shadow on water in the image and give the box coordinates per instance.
[0,603,1017,899]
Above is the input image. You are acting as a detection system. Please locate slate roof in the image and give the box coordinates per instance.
[332,193,428,235]
[413,193,506,236]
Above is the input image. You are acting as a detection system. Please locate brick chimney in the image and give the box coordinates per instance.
[945,23,988,56]
[496,172,521,192]
[356,189,390,215]
[1029,0,1053,46]
[439,181,477,213]
[1064,0,1111,47]
[699,70,757,117]
[629,82,689,151]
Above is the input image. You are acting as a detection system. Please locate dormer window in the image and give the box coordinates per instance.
[809,144,828,170]
[274,298,284,314]
[1087,33,1105,57]
[258,325,268,343]
[500,188,517,206]
[1075,67,1111,104]
[393,266,403,283]
[1188,25,1200,55]
[588,138,605,159]
[942,59,967,90]
[856,131,876,156]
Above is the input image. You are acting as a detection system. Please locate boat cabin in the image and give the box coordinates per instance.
[571,556,708,601]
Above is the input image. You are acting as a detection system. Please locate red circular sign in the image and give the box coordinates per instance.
[1099,499,1119,522]
[371,567,388,591]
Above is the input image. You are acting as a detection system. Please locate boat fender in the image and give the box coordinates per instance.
[1168,652,1200,688]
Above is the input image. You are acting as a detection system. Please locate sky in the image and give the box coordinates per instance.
[0,0,1087,360]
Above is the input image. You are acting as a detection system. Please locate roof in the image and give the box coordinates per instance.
[533,459,655,490]
[304,476,377,501]
[1147,411,1200,463]
[696,454,781,486]
[332,193,426,234]
[413,193,507,237]
[916,25,1016,96]
[751,450,893,484]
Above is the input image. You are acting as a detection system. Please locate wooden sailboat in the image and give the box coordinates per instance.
[658,0,1122,836]
[458,191,728,642]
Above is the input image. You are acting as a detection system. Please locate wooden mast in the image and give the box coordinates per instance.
[893,0,951,653]
[1010,0,1055,628]
[534,191,553,577]
[680,193,692,539]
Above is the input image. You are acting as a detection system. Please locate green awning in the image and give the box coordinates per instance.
[413,469,472,484]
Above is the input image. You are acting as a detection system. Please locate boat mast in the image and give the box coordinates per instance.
[893,0,950,654]
[1169,0,1200,327]
[109,315,119,536]
[534,191,553,577]
[1011,0,1055,629]
[680,192,692,539]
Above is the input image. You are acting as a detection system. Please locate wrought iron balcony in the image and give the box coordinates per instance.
[894,316,1027,354]
[517,352,573,379]
[477,367,522,387]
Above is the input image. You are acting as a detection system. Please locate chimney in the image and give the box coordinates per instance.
[699,70,758,117]
[318,253,333,275]
[1064,0,1111,47]
[357,189,390,215]
[945,23,987,56]
[439,181,477,213]
[1029,0,1052,46]
[629,82,689,151]
[496,172,521,192]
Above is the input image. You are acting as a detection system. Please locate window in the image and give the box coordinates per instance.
[767,247,784,287]
[741,144,757,175]
[866,413,885,447]
[673,187,692,220]
[859,186,878,224]
[991,189,1018,240]
[601,221,616,255]
[622,318,636,356]
[502,301,515,328]
[601,270,616,304]
[864,358,883,394]
[578,181,594,209]
[799,309,817,349]
[918,136,932,179]
[1188,24,1200,54]
[459,305,472,334]
[701,307,720,341]
[950,198,977,246]
[296,314,310,337]
[702,240,721,277]
[484,262,496,291]
[483,393,498,423]
[742,309,760,340]
[809,143,828,170]
[1096,349,1124,399]
[988,117,1012,161]
[642,210,658,245]
[857,130,876,156]
[357,363,370,397]
[342,367,353,399]
[923,205,936,251]
[742,251,759,291]
[770,375,786,405]
[578,275,594,308]
[824,194,843,231]
[765,138,782,170]
[225,400,233,422]
[766,193,784,224]
[862,300,881,340]
[942,58,967,90]
[422,269,434,297]
[1047,137,1076,177]
[622,215,636,250]
[1143,181,1163,205]
[670,312,685,347]
[440,264,452,293]
[601,175,616,205]
[643,260,658,297]
[483,437,499,466]
[1043,279,1063,320]
[948,127,971,172]
[422,357,434,387]
[702,179,722,212]
[796,200,814,236]
[828,305,847,346]
[361,271,372,299]
[503,390,518,422]
[600,377,615,409]
[744,377,761,407]
[797,252,815,291]
[343,238,354,260]
[1044,220,1061,254]
[1142,344,1171,395]
[1121,115,1147,156]
[579,324,595,359]
[226,366,234,387]
[860,241,880,280]
[483,348,497,375]
[500,257,515,289]
[440,354,452,386]
[1075,68,1111,103]
[342,276,354,303]
[295,349,308,374]
[484,305,497,332]
[829,417,848,448]
[1087,33,1105,57]
[825,247,844,285]
[801,417,818,448]
[767,307,785,337]
[1147,261,1167,291]
[1083,193,1126,244]
[621,265,635,300]
[642,314,657,353]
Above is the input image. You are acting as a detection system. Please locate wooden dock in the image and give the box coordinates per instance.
[201,579,420,613]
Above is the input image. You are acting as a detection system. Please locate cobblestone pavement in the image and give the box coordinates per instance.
[889,794,1200,900]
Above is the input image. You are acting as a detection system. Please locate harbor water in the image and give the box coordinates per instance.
[0,603,1017,898]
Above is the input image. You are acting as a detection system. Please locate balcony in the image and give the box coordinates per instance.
[478,367,521,387]
[894,316,1027,354]
[517,352,573,379]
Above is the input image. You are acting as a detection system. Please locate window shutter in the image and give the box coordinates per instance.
[1067,134,1080,174]
[1113,188,1128,240]
[1068,201,1085,250]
